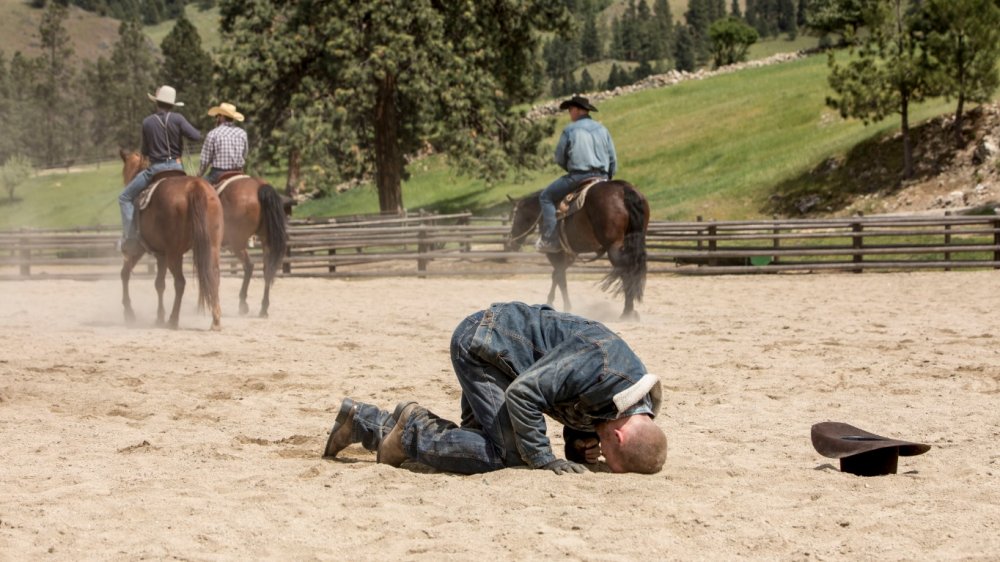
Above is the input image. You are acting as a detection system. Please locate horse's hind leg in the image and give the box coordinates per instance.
[607,244,640,322]
[234,245,253,316]
[120,253,143,325]
[259,248,272,319]
[165,254,186,329]
[154,255,168,326]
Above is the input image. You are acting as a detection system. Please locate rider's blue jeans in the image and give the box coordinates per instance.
[118,161,183,239]
[538,171,605,243]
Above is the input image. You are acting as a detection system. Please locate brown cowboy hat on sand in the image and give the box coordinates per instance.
[207,102,245,122]
[147,85,184,107]
[559,95,598,112]
[811,421,931,477]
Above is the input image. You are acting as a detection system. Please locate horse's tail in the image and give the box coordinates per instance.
[189,182,222,316]
[601,184,647,302]
[257,183,288,284]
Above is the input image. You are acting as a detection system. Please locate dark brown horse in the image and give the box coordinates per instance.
[212,174,288,317]
[120,150,224,330]
[506,181,649,320]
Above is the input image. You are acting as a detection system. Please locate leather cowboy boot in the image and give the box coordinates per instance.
[322,398,358,458]
[377,401,419,467]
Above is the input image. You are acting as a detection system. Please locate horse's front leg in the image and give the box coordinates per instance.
[120,253,143,325]
[154,255,168,326]
[165,254,186,329]
[547,254,571,312]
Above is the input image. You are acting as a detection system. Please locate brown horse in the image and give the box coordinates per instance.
[120,150,224,330]
[212,174,288,317]
[505,181,649,320]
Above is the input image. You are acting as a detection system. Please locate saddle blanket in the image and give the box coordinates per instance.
[215,174,251,196]
[137,178,168,211]
[557,176,606,220]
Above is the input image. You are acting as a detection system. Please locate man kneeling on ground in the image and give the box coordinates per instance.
[323,301,667,475]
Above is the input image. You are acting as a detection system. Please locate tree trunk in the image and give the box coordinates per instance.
[900,91,914,179]
[954,39,967,147]
[954,94,966,148]
[286,148,301,199]
[373,73,404,214]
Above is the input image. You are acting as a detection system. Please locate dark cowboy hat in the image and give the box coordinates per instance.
[559,95,598,112]
[811,421,931,477]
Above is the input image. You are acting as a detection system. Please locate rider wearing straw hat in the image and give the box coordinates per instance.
[198,102,248,184]
[117,85,202,253]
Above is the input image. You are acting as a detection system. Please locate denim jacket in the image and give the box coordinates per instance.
[468,302,661,468]
[554,116,618,178]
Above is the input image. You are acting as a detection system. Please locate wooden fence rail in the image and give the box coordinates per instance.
[3,212,999,280]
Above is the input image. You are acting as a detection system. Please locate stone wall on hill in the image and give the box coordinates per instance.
[526,52,807,120]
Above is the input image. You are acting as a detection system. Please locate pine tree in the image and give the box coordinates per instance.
[580,12,603,62]
[675,25,697,71]
[5,53,39,168]
[653,0,675,65]
[919,0,1000,145]
[0,52,12,164]
[579,68,595,92]
[107,18,158,151]
[217,0,571,213]
[731,0,743,18]
[160,13,214,132]
[36,2,75,167]
[82,56,118,158]
[827,0,931,178]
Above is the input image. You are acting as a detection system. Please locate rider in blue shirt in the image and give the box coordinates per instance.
[536,95,618,253]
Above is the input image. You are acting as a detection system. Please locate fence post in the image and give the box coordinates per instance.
[19,236,30,277]
[696,216,703,252]
[417,227,429,275]
[851,220,864,273]
[944,211,951,272]
[993,218,1000,269]
[283,243,291,275]
[328,248,337,273]
[772,215,780,265]
[459,213,471,253]
[707,222,717,267]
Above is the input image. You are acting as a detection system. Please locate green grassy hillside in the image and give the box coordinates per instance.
[0,53,969,229]
[295,53,960,221]
[145,5,221,54]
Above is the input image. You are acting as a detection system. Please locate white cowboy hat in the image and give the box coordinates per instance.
[207,102,245,122]
[147,85,184,107]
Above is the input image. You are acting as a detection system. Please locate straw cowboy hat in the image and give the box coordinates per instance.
[559,95,598,112]
[147,85,184,107]
[207,102,245,122]
[811,421,931,476]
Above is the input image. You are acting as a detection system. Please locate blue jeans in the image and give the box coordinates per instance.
[350,311,527,474]
[538,171,605,243]
[118,161,183,239]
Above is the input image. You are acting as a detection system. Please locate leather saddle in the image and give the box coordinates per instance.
[557,176,606,220]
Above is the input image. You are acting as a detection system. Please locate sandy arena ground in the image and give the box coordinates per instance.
[1,270,998,560]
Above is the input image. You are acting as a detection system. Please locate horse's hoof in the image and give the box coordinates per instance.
[619,310,640,322]
[123,311,136,325]
[258,310,269,319]
[239,302,249,315]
